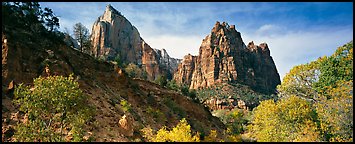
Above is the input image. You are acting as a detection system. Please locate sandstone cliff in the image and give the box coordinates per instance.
[90,4,181,80]
[173,54,197,86]
[174,21,281,94]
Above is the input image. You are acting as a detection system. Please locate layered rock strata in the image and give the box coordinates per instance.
[91,4,181,80]
[173,21,281,94]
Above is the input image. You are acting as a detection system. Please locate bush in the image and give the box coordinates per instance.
[120,99,132,113]
[141,117,242,142]
[213,109,246,135]
[141,118,200,142]
[154,75,167,87]
[124,63,147,80]
[13,74,94,142]
[147,106,166,122]
[204,129,220,142]
[180,84,189,96]
[167,80,179,91]
[188,89,199,103]
[163,98,186,119]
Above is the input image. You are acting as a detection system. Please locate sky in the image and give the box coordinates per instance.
[40,2,353,80]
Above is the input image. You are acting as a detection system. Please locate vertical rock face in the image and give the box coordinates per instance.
[174,54,197,86]
[174,21,281,94]
[154,48,182,79]
[90,5,181,80]
[91,4,141,62]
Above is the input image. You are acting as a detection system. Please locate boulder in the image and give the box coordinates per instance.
[118,114,134,137]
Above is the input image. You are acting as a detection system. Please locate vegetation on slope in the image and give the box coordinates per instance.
[2,2,227,142]
[2,2,352,142]
[13,75,95,142]
[249,41,353,142]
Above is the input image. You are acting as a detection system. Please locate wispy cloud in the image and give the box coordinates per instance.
[144,34,204,58]
[243,26,353,80]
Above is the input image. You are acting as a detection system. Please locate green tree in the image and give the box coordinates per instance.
[277,41,353,141]
[124,63,147,80]
[113,55,123,68]
[313,41,353,98]
[224,109,246,134]
[2,2,59,32]
[167,79,179,91]
[41,7,59,32]
[155,75,168,87]
[188,89,198,102]
[313,41,353,142]
[73,22,91,53]
[180,84,189,96]
[13,74,94,142]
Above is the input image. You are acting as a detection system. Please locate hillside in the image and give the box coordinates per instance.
[1,5,225,141]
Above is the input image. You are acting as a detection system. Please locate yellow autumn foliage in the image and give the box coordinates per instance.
[248,95,321,142]
[141,118,200,142]
[316,80,353,142]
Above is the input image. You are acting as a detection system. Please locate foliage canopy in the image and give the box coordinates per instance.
[13,74,94,142]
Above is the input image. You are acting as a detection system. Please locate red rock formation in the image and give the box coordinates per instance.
[90,5,181,80]
[174,21,281,94]
[173,54,197,86]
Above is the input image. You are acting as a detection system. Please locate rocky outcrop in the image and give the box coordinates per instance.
[173,21,281,94]
[155,48,182,79]
[118,114,134,137]
[204,96,247,111]
[90,4,181,80]
[173,54,197,86]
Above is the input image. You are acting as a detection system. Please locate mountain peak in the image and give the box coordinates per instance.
[212,21,237,34]
[91,5,181,80]
[105,4,121,16]
[174,21,280,94]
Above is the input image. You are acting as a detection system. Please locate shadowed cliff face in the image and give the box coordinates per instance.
[90,5,181,80]
[174,21,281,94]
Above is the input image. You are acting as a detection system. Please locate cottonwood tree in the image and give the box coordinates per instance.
[269,41,353,142]
[248,96,320,142]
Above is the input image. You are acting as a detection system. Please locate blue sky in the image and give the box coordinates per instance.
[40,2,353,80]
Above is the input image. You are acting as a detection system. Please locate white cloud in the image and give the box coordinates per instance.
[144,35,204,59]
[243,27,353,80]
[255,24,287,38]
